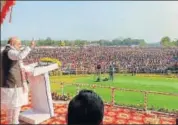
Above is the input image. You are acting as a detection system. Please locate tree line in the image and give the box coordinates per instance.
[160,36,178,47]
[1,36,178,47]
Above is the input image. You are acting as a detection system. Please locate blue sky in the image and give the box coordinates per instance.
[1,1,178,43]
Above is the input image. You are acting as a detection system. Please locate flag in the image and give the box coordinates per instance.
[1,0,16,24]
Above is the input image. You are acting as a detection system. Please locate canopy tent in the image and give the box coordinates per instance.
[1,0,16,24]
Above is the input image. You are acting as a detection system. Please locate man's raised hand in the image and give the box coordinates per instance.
[30,40,36,48]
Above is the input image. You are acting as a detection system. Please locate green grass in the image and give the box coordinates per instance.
[50,74,178,111]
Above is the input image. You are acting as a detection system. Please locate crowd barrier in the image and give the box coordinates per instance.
[54,82,178,117]
[49,69,178,78]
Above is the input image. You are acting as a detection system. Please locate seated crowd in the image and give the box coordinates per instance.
[25,46,178,74]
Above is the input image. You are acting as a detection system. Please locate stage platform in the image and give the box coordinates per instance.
[0,94,176,124]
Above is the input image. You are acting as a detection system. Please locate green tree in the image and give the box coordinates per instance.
[59,41,65,46]
[139,40,146,46]
[176,40,178,46]
[172,39,178,46]
[74,40,86,46]
[160,36,171,46]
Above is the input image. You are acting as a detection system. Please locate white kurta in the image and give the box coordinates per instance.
[1,85,28,109]
[1,45,33,109]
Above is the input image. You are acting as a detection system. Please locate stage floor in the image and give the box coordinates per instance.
[0,95,176,124]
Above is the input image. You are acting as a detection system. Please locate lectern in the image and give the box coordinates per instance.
[19,62,58,124]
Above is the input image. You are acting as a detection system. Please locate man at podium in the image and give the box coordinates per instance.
[0,37,35,124]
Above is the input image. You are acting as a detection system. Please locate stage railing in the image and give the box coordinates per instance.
[56,83,178,117]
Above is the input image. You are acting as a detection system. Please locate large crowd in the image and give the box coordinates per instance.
[24,46,178,73]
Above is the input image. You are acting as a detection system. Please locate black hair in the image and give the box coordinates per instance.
[7,39,11,44]
[67,89,104,125]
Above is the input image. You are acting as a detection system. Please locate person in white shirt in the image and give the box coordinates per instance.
[1,37,35,124]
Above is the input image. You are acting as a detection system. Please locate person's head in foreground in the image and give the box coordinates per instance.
[67,89,104,125]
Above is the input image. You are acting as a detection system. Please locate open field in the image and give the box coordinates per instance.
[50,74,178,111]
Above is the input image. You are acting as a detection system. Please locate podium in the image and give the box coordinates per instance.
[19,62,58,124]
